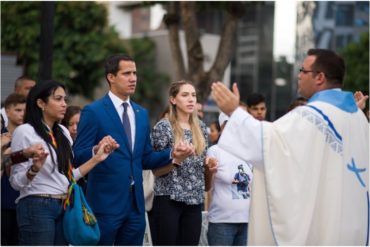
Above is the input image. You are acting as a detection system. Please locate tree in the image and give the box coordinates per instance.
[162,2,248,103]
[340,32,369,96]
[2,2,169,119]
[1,2,122,98]
[129,37,170,122]
[1,2,168,105]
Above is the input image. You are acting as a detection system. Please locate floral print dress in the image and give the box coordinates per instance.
[150,118,208,205]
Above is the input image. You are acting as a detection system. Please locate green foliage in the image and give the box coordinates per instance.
[1,2,40,71]
[340,32,369,95]
[2,2,168,104]
[1,2,125,98]
[129,37,170,120]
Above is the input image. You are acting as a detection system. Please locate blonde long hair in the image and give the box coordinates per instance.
[168,81,206,155]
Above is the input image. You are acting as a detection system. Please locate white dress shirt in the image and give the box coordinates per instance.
[10,123,82,203]
[108,91,136,151]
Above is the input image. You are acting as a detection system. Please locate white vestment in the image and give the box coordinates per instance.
[218,89,369,245]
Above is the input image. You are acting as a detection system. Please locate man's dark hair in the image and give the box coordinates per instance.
[246,93,265,107]
[4,93,26,109]
[307,49,345,86]
[104,54,134,84]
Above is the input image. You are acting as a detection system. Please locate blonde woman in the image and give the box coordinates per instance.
[150,81,216,246]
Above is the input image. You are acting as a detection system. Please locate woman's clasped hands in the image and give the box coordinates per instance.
[93,135,120,162]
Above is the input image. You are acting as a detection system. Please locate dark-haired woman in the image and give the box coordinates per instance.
[9,80,119,245]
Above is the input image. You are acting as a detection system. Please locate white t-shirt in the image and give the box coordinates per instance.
[207,145,253,223]
[1,107,8,128]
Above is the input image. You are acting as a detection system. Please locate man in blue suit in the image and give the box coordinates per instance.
[73,54,193,245]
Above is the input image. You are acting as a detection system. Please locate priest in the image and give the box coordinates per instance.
[211,49,369,245]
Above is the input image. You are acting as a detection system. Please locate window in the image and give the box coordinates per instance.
[325,2,335,19]
[356,2,369,13]
[335,4,354,26]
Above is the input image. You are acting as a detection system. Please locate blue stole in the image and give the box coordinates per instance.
[308,89,358,113]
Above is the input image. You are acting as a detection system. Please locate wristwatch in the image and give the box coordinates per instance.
[27,165,39,176]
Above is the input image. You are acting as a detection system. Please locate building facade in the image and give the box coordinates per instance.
[294,1,369,97]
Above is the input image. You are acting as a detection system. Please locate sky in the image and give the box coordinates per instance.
[273,0,297,63]
[151,1,298,63]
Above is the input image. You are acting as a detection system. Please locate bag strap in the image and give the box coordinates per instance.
[63,162,76,209]
[44,125,75,209]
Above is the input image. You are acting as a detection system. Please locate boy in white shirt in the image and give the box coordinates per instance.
[206,113,253,246]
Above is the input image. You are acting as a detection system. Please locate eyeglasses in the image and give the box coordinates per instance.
[299,67,321,75]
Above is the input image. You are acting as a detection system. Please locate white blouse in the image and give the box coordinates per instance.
[10,123,82,203]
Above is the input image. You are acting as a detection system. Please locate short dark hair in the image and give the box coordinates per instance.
[239,101,247,108]
[307,49,345,85]
[104,54,135,84]
[246,93,265,107]
[61,105,81,128]
[210,120,221,133]
[14,76,34,89]
[287,96,308,111]
[4,93,26,109]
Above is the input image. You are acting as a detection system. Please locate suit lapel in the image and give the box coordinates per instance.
[102,94,132,153]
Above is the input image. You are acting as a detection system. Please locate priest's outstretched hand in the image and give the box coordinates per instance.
[211,82,240,116]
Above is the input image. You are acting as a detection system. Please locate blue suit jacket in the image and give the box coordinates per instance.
[73,94,171,215]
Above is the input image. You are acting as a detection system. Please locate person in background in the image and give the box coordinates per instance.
[1,76,36,131]
[239,101,248,111]
[2,94,26,135]
[207,112,253,246]
[1,141,45,177]
[9,80,119,245]
[14,76,36,97]
[73,54,194,246]
[354,91,369,110]
[61,105,88,192]
[246,93,267,121]
[1,116,45,177]
[61,105,81,142]
[208,121,221,145]
[211,48,368,245]
[354,91,369,121]
[1,93,26,246]
[196,102,204,119]
[287,96,308,111]
[204,120,221,211]
[150,81,217,246]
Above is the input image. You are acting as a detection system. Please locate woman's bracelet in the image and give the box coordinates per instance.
[27,165,39,176]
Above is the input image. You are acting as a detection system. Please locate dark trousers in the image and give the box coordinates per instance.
[147,208,157,244]
[97,189,145,246]
[16,196,66,245]
[1,209,19,245]
[152,195,202,246]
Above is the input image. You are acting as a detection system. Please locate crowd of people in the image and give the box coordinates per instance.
[1,48,369,246]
